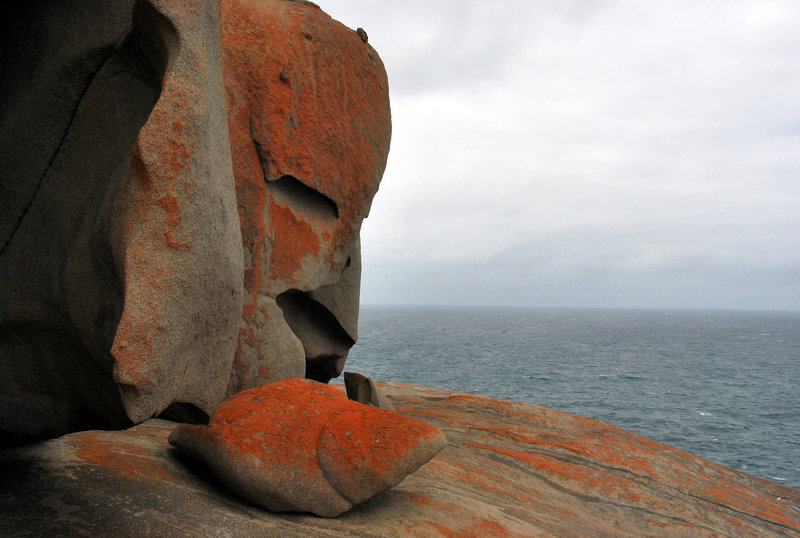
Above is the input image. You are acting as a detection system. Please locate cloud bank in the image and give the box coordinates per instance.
[325,1,800,310]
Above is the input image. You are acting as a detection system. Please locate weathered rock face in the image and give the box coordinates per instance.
[221,0,390,392]
[345,371,395,409]
[169,379,445,517]
[0,0,389,438]
[0,0,243,438]
[1,383,798,536]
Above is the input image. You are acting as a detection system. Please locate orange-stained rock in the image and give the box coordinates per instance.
[2,383,798,535]
[0,0,390,438]
[168,379,446,517]
[109,0,244,425]
[0,0,243,437]
[221,0,391,391]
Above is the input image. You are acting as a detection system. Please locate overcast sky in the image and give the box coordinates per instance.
[324,1,800,311]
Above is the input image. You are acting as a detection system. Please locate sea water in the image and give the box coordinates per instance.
[344,306,800,489]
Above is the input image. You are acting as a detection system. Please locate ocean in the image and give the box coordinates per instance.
[344,305,800,490]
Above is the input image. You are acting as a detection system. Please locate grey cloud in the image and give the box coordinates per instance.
[327,1,800,310]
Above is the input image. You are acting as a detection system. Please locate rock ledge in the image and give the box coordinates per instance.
[1,382,798,536]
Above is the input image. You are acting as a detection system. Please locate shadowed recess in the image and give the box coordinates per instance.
[266,175,339,220]
[0,0,178,437]
[275,289,354,383]
[159,402,209,425]
[0,0,177,257]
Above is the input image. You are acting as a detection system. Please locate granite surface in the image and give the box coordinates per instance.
[2,382,798,536]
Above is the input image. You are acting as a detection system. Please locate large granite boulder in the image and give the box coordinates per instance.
[0,0,243,438]
[169,378,446,516]
[0,0,389,438]
[1,383,798,535]
[220,0,390,393]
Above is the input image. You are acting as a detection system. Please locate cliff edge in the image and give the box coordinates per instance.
[2,382,798,536]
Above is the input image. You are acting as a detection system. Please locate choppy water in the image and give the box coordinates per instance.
[344,306,800,489]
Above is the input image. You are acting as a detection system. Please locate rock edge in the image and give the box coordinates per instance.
[1,382,798,536]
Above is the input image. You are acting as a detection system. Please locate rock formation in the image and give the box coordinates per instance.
[220,0,390,393]
[5,1,794,532]
[169,378,446,516]
[2,382,798,535]
[345,371,395,409]
[0,0,389,438]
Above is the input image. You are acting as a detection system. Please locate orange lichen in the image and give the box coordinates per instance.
[427,459,531,504]
[72,432,171,483]
[267,201,319,281]
[320,403,442,487]
[398,491,461,513]
[467,519,511,536]
[206,379,439,476]
[423,518,519,538]
[218,0,390,393]
[425,522,461,538]
[465,442,649,504]
[703,484,797,527]
[155,189,190,249]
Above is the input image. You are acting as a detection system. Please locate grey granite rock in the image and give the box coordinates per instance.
[344,371,395,410]
[0,0,391,439]
[2,383,798,536]
[0,0,242,437]
[168,378,446,517]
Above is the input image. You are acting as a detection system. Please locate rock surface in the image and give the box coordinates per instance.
[345,371,395,410]
[221,0,391,392]
[0,0,389,438]
[2,383,798,536]
[168,378,445,516]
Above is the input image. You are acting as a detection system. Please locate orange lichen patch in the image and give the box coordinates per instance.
[465,442,648,504]
[425,522,462,537]
[404,399,660,479]
[220,0,389,258]
[467,519,512,536]
[267,201,319,281]
[394,405,474,424]
[72,431,171,483]
[206,379,442,475]
[155,189,190,249]
[204,379,344,468]
[319,403,443,500]
[137,78,197,184]
[646,519,696,530]
[170,379,446,516]
[427,459,534,505]
[476,424,658,476]
[397,491,461,513]
[724,516,759,533]
[422,518,522,538]
[167,137,190,176]
[703,484,798,528]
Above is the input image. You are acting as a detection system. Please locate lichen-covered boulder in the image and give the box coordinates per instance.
[221,0,391,392]
[168,378,446,517]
